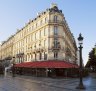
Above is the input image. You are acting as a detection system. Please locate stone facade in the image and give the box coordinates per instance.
[0,4,77,64]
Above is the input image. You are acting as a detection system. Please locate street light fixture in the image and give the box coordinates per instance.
[76,33,86,89]
[12,57,15,77]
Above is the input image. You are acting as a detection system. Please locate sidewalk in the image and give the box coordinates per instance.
[13,75,96,91]
[0,74,96,91]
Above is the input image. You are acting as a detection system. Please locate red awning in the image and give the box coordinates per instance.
[14,61,79,68]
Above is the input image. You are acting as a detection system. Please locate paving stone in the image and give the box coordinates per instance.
[0,75,96,91]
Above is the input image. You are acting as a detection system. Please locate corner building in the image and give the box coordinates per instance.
[0,4,79,77]
[13,4,77,64]
[0,4,77,64]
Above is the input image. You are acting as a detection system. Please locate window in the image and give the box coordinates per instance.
[32,26,33,30]
[30,35,31,42]
[45,17,47,23]
[54,39,58,48]
[36,23,37,28]
[54,26,58,35]
[26,38,27,43]
[35,33,36,40]
[39,53,42,60]
[35,53,36,60]
[54,15,58,22]
[44,40,45,48]
[29,27,31,31]
[44,28,45,36]
[44,52,47,60]
[39,30,41,38]
[31,34,33,41]
[54,52,58,58]
[44,40,47,48]
[27,37,29,43]
[40,20,42,25]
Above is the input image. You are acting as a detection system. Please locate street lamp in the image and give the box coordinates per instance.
[76,33,86,89]
[12,57,15,77]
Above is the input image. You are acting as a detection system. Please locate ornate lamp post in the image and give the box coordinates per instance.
[76,33,85,89]
[12,57,15,77]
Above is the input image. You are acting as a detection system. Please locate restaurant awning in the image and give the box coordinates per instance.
[14,61,79,68]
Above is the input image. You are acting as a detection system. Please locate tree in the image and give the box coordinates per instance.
[85,47,96,72]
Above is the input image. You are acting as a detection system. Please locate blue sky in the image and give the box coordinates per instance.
[0,0,96,65]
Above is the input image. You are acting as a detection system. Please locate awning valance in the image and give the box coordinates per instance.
[15,61,79,68]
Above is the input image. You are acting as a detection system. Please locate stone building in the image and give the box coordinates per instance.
[0,4,77,65]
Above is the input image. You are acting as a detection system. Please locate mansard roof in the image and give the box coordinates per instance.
[49,5,62,13]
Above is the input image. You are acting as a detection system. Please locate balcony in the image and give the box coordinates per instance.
[48,20,64,25]
[32,48,45,53]
[36,48,40,53]
[16,53,24,57]
[32,49,36,54]
[51,45,61,51]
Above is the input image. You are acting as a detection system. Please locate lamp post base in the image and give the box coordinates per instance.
[76,83,86,89]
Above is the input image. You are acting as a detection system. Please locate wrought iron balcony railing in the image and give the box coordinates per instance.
[48,20,64,24]
[51,45,61,51]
